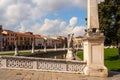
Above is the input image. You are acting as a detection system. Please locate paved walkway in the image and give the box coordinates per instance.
[0,69,120,80]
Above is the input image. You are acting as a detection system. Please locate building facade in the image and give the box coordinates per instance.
[2,30,17,50]
[2,30,34,50]
[1,28,67,51]
[0,25,3,51]
[16,32,34,50]
[34,35,44,49]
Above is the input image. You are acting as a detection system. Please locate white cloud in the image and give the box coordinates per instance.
[0,0,87,36]
[32,0,87,12]
[19,23,25,32]
[29,17,86,37]
[71,26,85,36]
[69,17,78,26]
[97,0,104,3]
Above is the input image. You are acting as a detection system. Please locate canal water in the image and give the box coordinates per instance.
[20,50,67,59]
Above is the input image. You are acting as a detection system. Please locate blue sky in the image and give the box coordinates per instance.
[45,7,87,26]
[0,0,102,37]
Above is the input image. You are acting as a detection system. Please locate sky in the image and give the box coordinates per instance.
[0,0,103,37]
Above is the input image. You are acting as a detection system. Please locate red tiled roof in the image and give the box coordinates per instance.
[16,32,24,34]
[16,32,34,37]
[3,29,15,32]
[34,35,44,39]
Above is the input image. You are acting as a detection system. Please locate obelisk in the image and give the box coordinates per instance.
[88,0,99,29]
[83,0,108,77]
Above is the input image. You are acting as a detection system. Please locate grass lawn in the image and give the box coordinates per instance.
[77,48,120,72]
[0,52,31,56]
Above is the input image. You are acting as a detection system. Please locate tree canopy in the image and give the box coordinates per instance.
[98,0,120,46]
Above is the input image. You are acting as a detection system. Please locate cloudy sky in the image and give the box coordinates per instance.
[0,0,103,37]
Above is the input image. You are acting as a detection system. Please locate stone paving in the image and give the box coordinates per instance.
[0,69,120,80]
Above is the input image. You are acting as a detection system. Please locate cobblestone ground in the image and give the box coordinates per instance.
[0,69,120,80]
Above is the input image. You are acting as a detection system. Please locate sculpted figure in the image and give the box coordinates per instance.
[67,34,74,49]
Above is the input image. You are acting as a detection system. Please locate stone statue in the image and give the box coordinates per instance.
[67,34,74,49]
[31,41,35,53]
[66,34,75,60]
[14,40,18,56]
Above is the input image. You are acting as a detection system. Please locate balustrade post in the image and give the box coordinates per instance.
[1,58,7,68]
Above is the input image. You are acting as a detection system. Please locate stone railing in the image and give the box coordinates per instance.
[0,56,86,73]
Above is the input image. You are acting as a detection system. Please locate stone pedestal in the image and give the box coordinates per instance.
[66,49,75,60]
[82,0,108,77]
[83,34,108,77]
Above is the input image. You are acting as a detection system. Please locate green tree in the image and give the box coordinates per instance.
[98,0,120,58]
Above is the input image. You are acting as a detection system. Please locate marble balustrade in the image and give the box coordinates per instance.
[0,56,86,73]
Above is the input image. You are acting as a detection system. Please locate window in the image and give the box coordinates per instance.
[24,37,26,40]
[31,38,33,41]
[20,37,23,40]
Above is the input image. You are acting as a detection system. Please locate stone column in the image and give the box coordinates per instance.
[83,0,108,77]
[31,41,35,53]
[14,41,19,56]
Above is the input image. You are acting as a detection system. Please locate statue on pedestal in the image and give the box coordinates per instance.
[66,34,75,60]
[31,41,35,53]
[14,40,19,56]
